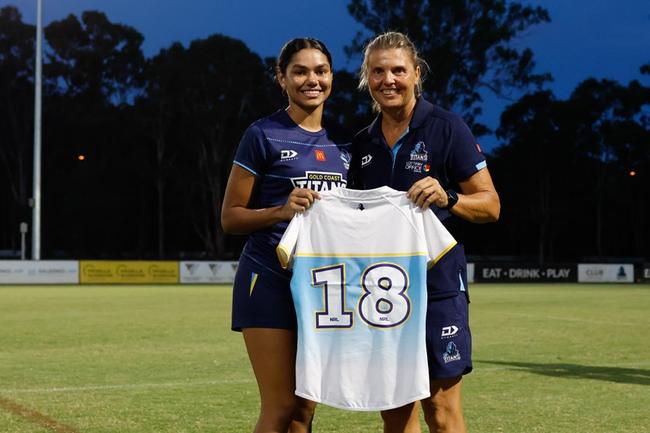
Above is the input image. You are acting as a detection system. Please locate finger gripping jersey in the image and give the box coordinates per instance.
[277,187,457,411]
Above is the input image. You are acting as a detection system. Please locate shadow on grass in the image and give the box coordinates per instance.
[476,360,650,386]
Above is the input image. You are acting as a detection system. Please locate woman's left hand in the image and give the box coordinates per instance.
[407,176,447,209]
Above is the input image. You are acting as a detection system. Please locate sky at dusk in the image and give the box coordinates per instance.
[2,0,649,149]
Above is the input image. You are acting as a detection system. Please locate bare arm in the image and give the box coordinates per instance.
[220,164,320,234]
[406,168,500,223]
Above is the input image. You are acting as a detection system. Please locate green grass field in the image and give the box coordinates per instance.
[0,283,648,433]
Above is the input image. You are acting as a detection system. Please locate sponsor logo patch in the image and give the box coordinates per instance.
[315,150,326,161]
[361,154,373,167]
[441,325,459,338]
[291,171,347,191]
[405,161,423,173]
[443,341,461,363]
[280,149,298,160]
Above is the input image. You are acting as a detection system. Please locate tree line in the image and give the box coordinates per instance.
[0,1,648,262]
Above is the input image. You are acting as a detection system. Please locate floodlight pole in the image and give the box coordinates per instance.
[32,0,43,260]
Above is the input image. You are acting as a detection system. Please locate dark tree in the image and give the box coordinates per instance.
[0,6,34,253]
[494,91,575,262]
[346,0,551,131]
[494,75,650,261]
[567,78,650,257]
[44,11,145,104]
[141,35,279,259]
[137,42,187,259]
[41,11,147,258]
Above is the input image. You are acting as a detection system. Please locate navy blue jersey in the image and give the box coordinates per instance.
[233,109,350,275]
[350,98,485,297]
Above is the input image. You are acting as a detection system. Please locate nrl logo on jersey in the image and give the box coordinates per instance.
[291,171,347,191]
[280,149,299,161]
[410,141,428,161]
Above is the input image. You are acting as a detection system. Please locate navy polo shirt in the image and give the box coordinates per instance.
[350,98,487,297]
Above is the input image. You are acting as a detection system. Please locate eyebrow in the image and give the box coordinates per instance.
[291,63,330,69]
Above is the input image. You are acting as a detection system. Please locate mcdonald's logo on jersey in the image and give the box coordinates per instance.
[315,150,326,161]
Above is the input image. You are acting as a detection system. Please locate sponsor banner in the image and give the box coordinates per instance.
[0,260,79,284]
[467,263,475,283]
[79,261,178,284]
[475,264,576,283]
[180,261,238,284]
[578,264,634,283]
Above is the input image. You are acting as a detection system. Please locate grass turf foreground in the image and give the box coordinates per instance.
[0,283,648,433]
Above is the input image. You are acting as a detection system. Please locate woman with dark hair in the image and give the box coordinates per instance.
[352,31,500,433]
[221,38,350,433]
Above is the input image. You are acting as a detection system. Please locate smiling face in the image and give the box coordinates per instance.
[277,48,333,112]
[366,48,420,113]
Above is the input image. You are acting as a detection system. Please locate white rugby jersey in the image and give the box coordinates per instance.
[277,186,457,411]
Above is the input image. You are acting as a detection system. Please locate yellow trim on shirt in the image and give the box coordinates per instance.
[428,241,458,269]
[276,245,291,269]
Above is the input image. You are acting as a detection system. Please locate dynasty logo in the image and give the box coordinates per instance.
[291,171,347,191]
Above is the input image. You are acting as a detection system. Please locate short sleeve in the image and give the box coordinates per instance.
[276,213,303,269]
[447,117,487,183]
[421,209,457,268]
[233,125,268,176]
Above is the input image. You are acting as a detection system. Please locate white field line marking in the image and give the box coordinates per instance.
[0,378,253,394]
[505,312,648,327]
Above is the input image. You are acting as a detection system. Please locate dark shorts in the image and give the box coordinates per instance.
[231,255,297,331]
[425,292,473,379]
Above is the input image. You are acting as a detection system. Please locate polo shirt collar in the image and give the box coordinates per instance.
[409,97,434,129]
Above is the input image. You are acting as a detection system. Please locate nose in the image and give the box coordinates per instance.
[383,71,396,85]
[306,71,318,85]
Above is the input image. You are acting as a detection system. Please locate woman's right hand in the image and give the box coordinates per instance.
[280,188,321,220]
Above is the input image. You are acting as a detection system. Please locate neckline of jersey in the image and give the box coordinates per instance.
[280,109,327,137]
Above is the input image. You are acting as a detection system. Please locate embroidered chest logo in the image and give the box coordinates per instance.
[405,141,428,173]
[410,141,428,161]
[314,150,326,161]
